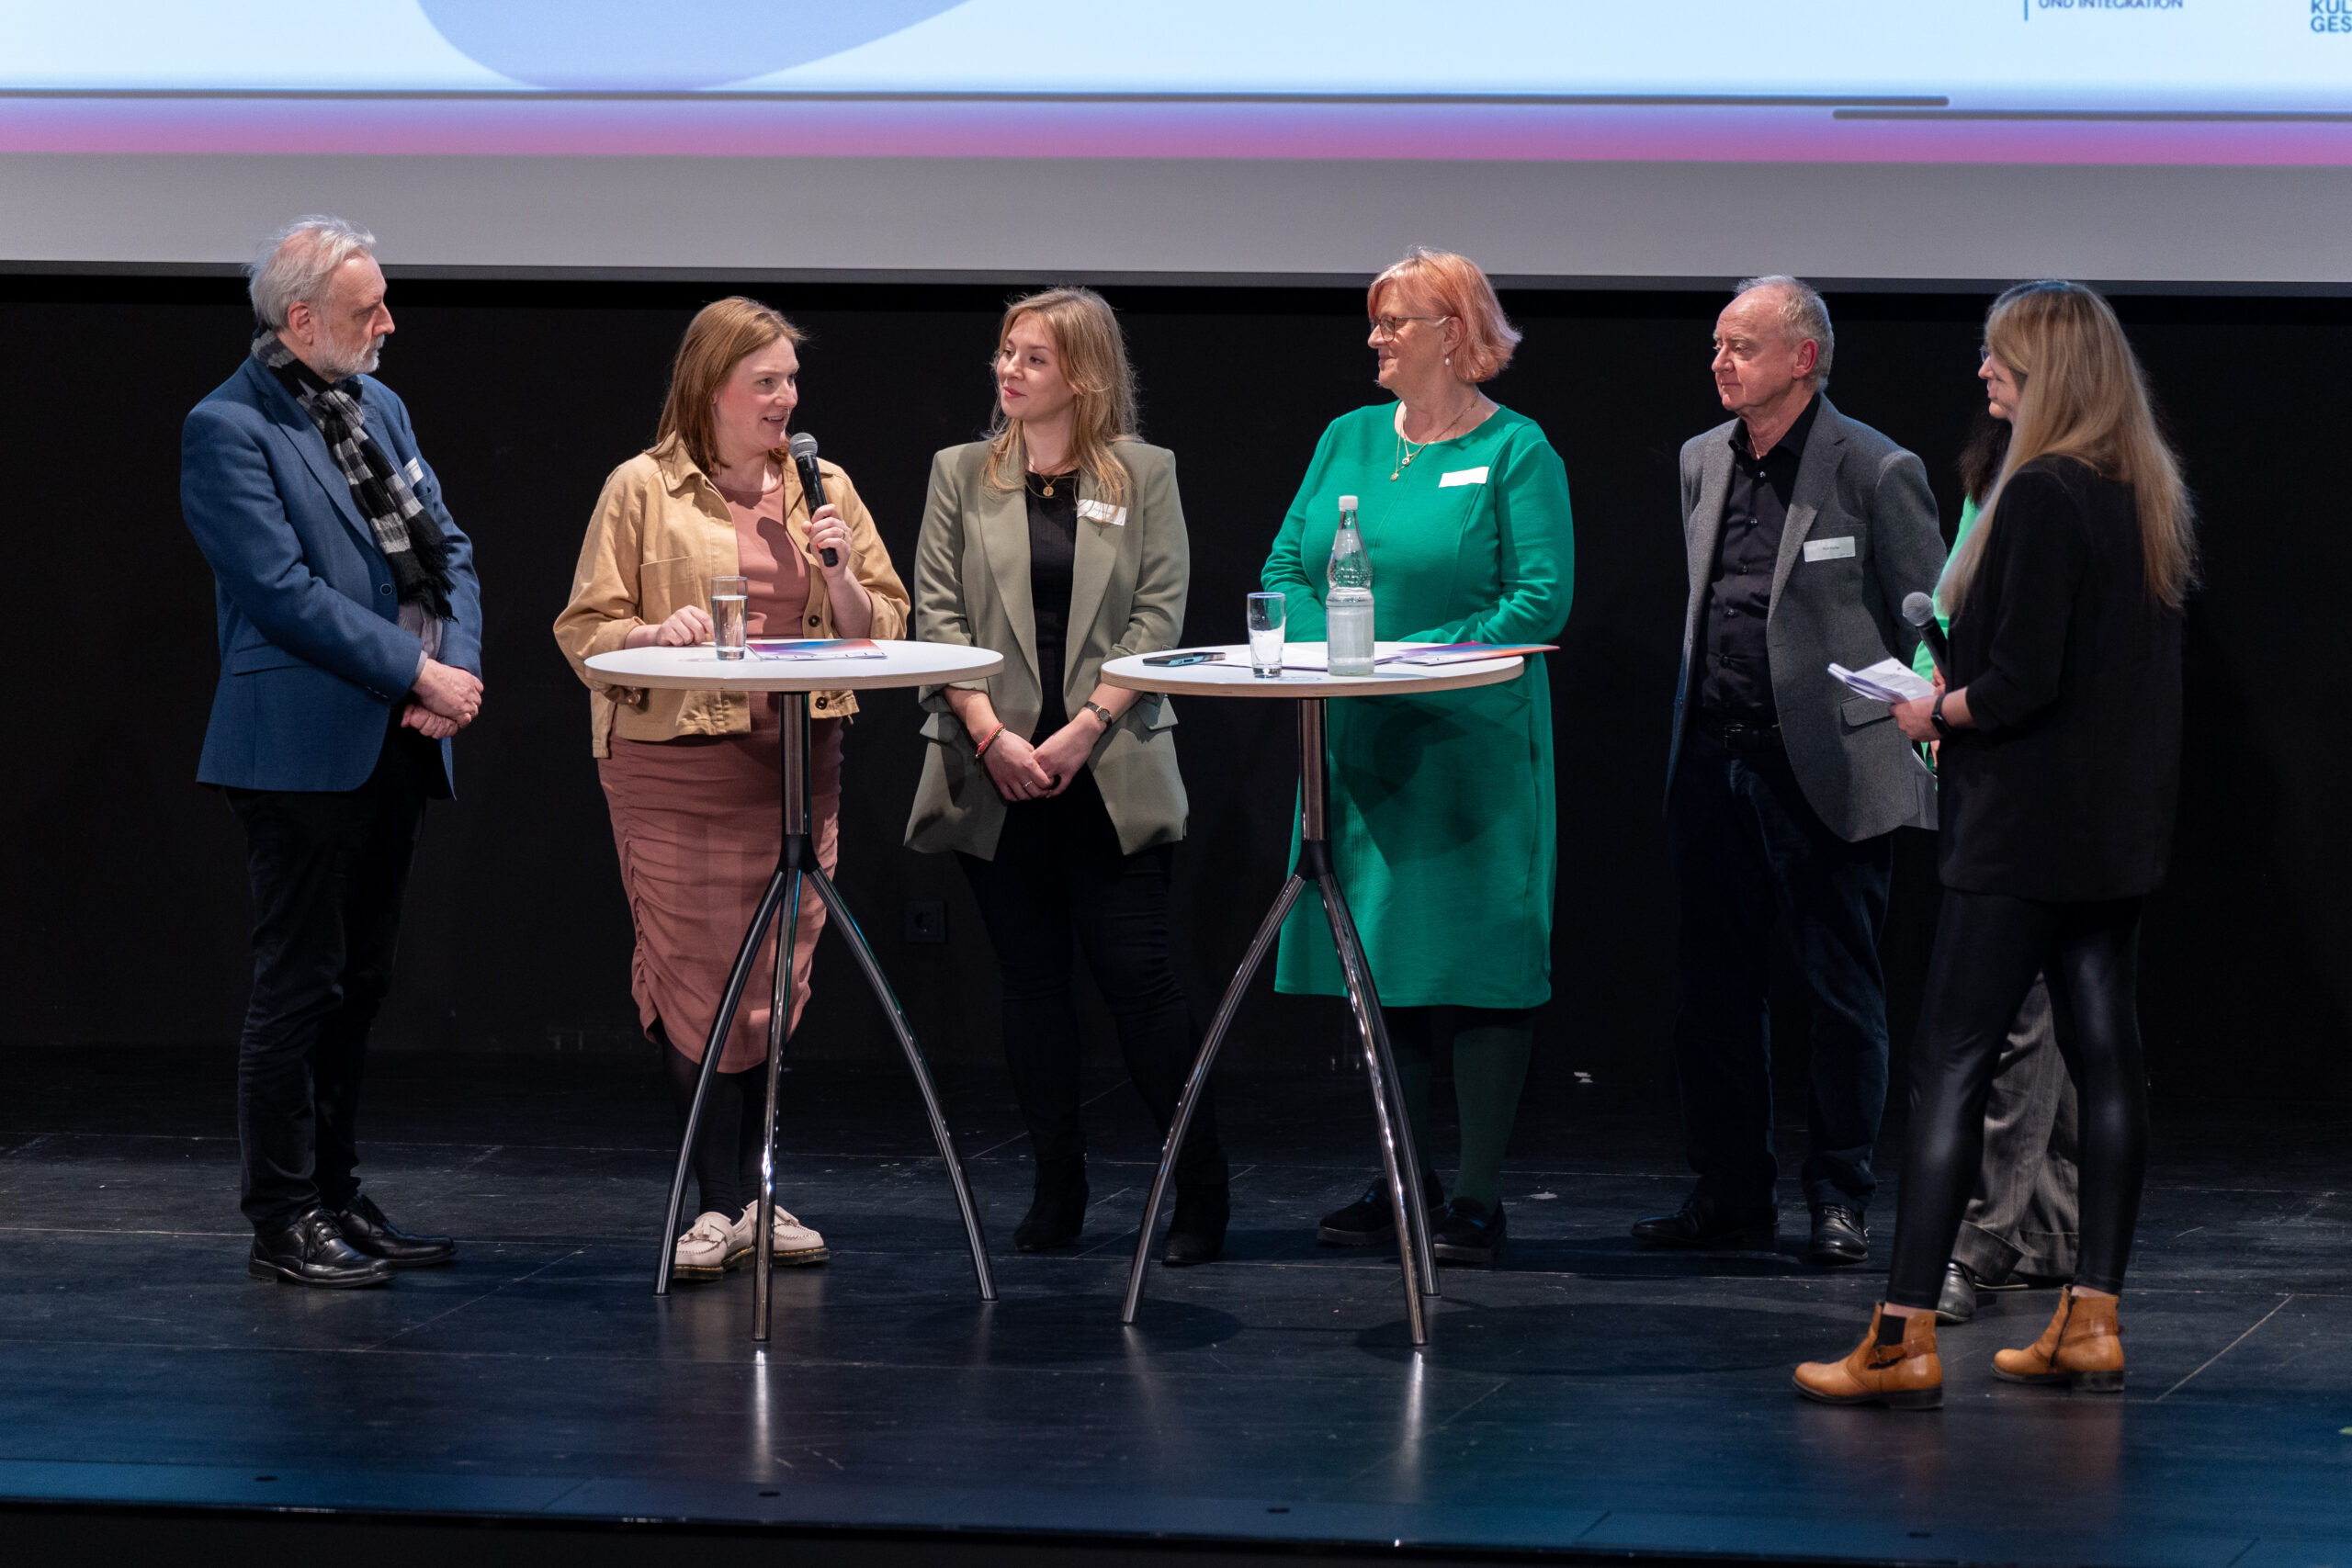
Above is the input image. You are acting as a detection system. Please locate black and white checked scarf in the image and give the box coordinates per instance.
[253,329,455,622]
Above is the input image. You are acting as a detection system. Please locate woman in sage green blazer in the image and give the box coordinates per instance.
[905,287,1227,1267]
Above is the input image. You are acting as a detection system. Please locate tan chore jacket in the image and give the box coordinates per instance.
[553,441,910,757]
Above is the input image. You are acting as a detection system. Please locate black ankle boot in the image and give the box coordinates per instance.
[1316,1171,1443,1247]
[1014,1159,1089,1252]
[1161,1181,1229,1268]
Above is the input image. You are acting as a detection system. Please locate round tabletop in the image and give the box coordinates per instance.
[1099,644,1523,699]
[586,640,1004,693]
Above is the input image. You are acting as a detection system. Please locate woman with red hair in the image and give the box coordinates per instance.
[1261,248,1574,1267]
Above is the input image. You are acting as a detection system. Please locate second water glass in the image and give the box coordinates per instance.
[1246,592,1285,677]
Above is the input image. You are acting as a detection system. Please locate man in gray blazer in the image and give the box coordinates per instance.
[1633,276,1943,1267]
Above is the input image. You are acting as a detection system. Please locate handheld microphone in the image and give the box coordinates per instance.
[788,432,836,568]
[1901,592,1950,676]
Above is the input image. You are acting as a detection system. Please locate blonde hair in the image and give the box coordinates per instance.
[984,287,1137,506]
[652,297,805,478]
[1368,247,1522,383]
[1941,280,2195,618]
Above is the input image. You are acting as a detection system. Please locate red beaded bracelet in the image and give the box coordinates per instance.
[974,721,1008,758]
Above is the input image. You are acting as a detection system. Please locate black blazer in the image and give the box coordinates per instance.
[1939,456,2183,901]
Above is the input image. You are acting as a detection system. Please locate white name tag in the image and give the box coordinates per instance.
[1438,467,1489,488]
[401,457,424,485]
[1077,500,1126,526]
[1804,536,1857,562]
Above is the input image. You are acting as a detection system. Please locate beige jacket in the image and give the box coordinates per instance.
[903,439,1188,859]
[553,442,910,757]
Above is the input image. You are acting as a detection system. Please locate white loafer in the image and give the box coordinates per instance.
[671,1210,748,1280]
[738,1201,830,1267]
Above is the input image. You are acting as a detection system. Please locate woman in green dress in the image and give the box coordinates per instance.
[1261,247,1574,1266]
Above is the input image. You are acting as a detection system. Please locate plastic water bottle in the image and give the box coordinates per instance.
[1325,494,1375,676]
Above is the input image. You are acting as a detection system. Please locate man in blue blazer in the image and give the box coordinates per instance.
[182,216,484,1289]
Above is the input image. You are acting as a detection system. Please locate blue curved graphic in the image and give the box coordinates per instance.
[418,0,963,90]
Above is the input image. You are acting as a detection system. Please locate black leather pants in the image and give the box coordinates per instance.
[1884,889,2148,1309]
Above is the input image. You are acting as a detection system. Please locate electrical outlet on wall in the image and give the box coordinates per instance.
[904,899,946,944]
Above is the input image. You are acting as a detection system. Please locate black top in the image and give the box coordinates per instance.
[1026,471,1080,734]
[1939,456,2184,901]
[1698,394,1820,723]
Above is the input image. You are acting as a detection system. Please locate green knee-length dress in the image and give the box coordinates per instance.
[1261,402,1575,1010]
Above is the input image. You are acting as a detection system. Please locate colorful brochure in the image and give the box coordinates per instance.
[1376,642,1558,666]
[748,637,887,660]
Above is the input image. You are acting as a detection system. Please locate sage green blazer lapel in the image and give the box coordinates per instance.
[977,468,1040,692]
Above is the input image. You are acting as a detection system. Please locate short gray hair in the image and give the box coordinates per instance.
[247,215,377,331]
[1734,274,1834,386]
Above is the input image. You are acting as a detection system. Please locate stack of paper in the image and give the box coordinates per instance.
[1827,658,1934,704]
[1380,643,1558,667]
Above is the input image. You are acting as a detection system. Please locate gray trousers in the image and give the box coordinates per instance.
[1950,973,2082,1282]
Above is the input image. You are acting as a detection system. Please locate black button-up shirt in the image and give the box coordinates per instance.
[1697,394,1820,725]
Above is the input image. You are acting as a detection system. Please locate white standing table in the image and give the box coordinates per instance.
[1099,642,1524,1346]
[586,640,1005,1340]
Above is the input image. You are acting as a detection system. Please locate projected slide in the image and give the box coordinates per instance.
[4,0,2350,162]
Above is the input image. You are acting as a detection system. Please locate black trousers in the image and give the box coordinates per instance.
[1885,889,2148,1309]
[1666,726,1895,1215]
[957,771,1226,1188]
[225,725,433,1231]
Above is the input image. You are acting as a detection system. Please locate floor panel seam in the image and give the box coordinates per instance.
[2154,1292,2296,1402]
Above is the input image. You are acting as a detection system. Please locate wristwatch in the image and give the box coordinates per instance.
[1082,700,1116,729]
[1930,690,1955,739]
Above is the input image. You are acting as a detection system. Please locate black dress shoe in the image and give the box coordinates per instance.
[330,1193,457,1269]
[1431,1196,1507,1266]
[1808,1204,1871,1267]
[1014,1160,1088,1252]
[1317,1171,1442,1247]
[249,1208,395,1289]
[1160,1182,1229,1268]
[1630,1198,1777,1251]
[1935,1260,1980,1325]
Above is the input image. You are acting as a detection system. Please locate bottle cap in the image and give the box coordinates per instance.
[1338,495,1359,511]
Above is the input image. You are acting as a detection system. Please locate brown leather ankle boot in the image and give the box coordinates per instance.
[1993,1291,2125,1392]
[1792,1304,1942,1409]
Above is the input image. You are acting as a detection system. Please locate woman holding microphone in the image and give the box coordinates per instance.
[1261,248,1574,1267]
[1794,280,2193,1407]
[905,287,1228,1266]
[555,298,910,1281]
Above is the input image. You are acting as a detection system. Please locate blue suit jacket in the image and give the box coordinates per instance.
[181,355,483,794]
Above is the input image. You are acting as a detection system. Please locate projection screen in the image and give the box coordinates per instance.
[4,0,2350,284]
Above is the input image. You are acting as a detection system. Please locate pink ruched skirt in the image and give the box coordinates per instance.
[597,704,842,1071]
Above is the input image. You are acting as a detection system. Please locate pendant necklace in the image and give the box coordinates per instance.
[1390,397,1481,480]
[1027,467,1075,499]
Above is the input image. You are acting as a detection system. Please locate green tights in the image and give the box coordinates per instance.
[1380,1005,1535,1211]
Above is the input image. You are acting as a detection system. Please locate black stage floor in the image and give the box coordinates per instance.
[2,1047,2348,1566]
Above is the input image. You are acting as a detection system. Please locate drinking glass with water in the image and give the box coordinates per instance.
[711,574,749,660]
[1247,592,1285,677]
[1325,494,1375,676]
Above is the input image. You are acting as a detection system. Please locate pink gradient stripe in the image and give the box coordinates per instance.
[1,97,2348,165]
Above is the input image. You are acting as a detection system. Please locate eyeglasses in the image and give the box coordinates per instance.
[1369,313,1449,338]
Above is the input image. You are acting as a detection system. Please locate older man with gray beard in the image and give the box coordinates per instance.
[181,216,484,1288]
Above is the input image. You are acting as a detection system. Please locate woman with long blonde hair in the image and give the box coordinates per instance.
[1796,280,2193,1408]
[555,297,910,1281]
[904,288,1227,1264]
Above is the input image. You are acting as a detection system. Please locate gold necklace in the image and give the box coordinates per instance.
[1389,397,1483,480]
[1026,467,1077,500]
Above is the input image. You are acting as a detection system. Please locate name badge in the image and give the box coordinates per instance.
[401,457,424,485]
[1438,467,1489,488]
[1804,536,1857,562]
[1077,500,1126,526]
